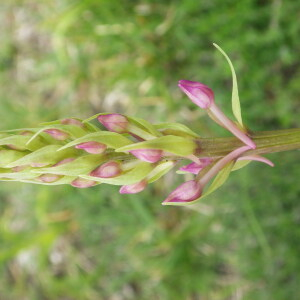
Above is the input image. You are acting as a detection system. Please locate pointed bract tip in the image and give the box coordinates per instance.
[90,161,121,178]
[130,149,162,163]
[97,114,128,133]
[75,141,107,154]
[71,177,97,188]
[44,129,69,141]
[178,80,214,109]
[162,180,202,205]
[119,180,147,194]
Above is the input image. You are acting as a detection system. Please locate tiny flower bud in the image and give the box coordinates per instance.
[130,149,162,163]
[75,141,107,154]
[52,158,75,167]
[179,158,212,175]
[44,129,69,141]
[119,180,147,194]
[61,118,84,127]
[31,162,49,167]
[162,180,202,205]
[90,161,121,178]
[12,166,28,172]
[37,174,61,183]
[97,114,128,133]
[71,177,97,188]
[178,80,214,109]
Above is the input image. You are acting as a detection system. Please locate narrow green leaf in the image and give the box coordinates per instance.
[201,161,235,198]
[147,161,176,183]
[232,160,251,171]
[213,43,244,127]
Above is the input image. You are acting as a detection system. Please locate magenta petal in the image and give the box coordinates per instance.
[119,180,147,194]
[90,161,121,178]
[44,129,69,140]
[97,114,128,133]
[130,149,162,163]
[178,80,214,109]
[237,155,274,167]
[162,180,202,204]
[75,141,107,154]
[71,178,97,188]
[179,158,213,174]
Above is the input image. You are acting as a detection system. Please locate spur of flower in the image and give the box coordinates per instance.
[0,44,299,206]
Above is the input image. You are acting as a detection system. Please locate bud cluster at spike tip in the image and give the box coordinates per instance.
[178,80,214,109]
[0,44,283,206]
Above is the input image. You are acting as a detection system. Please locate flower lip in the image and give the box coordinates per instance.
[178,80,214,109]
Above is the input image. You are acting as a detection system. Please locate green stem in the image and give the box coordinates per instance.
[196,128,300,158]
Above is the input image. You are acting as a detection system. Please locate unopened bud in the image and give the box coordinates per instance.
[61,118,84,127]
[52,158,75,167]
[71,177,97,188]
[44,129,69,141]
[130,149,162,163]
[97,114,128,133]
[119,180,147,194]
[90,161,121,178]
[37,174,61,183]
[75,141,107,154]
[162,180,202,205]
[178,80,214,109]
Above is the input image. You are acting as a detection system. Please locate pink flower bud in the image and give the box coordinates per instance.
[71,177,97,188]
[61,118,84,128]
[162,180,202,205]
[75,141,107,154]
[129,149,162,163]
[37,174,61,183]
[44,129,69,141]
[97,114,128,133]
[119,180,147,194]
[90,161,121,178]
[179,158,212,174]
[31,163,49,167]
[52,158,75,167]
[178,80,214,109]
[12,166,28,172]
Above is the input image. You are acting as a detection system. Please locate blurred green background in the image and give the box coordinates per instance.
[0,0,299,299]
